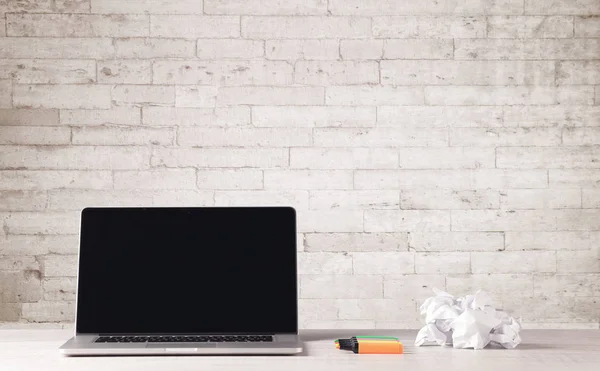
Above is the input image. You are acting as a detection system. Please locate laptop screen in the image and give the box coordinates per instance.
[75,207,298,335]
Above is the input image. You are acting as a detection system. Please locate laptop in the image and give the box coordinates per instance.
[59,207,303,356]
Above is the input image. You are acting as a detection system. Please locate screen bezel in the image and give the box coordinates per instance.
[74,206,298,335]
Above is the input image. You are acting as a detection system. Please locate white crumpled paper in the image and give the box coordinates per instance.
[415,289,522,350]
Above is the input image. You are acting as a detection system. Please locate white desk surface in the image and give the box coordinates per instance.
[1,329,599,371]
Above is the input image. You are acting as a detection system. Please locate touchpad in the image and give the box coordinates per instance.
[146,343,216,348]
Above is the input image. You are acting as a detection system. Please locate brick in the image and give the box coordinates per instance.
[381,60,554,86]
[373,16,485,38]
[525,0,600,14]
[197,39,264,59]
[575,16,600,37]
[6,14,148,37]
[355,170,470,190]
[378,106,503,128]
[355,169,547,190]
[297,210,364,232]
[551,170,600,188]
[92,0,203,14]
[304,233,408,252]
[487,16,574,38]
[0,109,58,126]
[450,128,561,146]
[365,210,450,232]
[264,170,353,190]
[252,106,375,128]
[0,146,149,170]
[0,190,47,211]
[534,274,600,297]
[98,60,152,84]
[0,170,112,190]
[399,148,495,169]
[501,189,581,209]
[427,86,593,106]
[43,255,78,277]
[112,85,174,106]
[21,301,75,322]
[498,147,600,169]
[472,251,556,273]
[54,0,90,13]
[557,250,599,273]
[329,0,523,15]
[0,80,11,108]
[554,209,600,231]
[415,252,470,274]
[384,275,445,300]
[558,61,600,85]
[438,86,594,105]
[290,148,398,169]
[583,189,600,208]
[326,87,424,106]
[503,106,600,127]
[150,15,239,37]
[402,189,499,210]
[242,16,371,39]
[178,127,311,147]
[295,61,379,85]
[14,85,111,109]
[266,39,339,60]
[43,277,76,301]
[152,148,288,168]
[5,212,79,235]
[153,60,293,85]
[150,191,214,207]
[300,275,382,299]
[455,39,600,60]
[502,296,598,323]
[175,86,218,108]
[298,252,353,274]
[114,38,195,58]
[383,39,453,59]
[0,235,66,256]
[338,299,417,322]
[205,0,326,15]
[60,107,140,126]
[0,256,39,271]
[298,299,339,322]
[0,59,95,84]
[340,40,383,60]
[352,252,413,274]
[47,190,153,210]
[0,304,21,322]
[143,107,249,127]
[72,126,174,146]
[218,87,324,106]
[215,191,309,209]
[314,128,446,147]
[197,169,262,190]
[114,169,197,190]
[0,271,42,303]
[309,190,399,210]
[452,210,556,231]
[0,127,70,145]
[447,274,534,299]
[409,232,504,252]
[0,38,114,59]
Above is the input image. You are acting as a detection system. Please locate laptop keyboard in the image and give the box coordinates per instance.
[95,335,273,343]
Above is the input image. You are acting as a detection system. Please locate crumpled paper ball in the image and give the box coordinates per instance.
[415,288,522,350]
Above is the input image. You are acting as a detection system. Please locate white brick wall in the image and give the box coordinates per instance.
[0,0,598,329]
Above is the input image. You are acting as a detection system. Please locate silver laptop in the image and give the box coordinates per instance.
[60,207,303,356]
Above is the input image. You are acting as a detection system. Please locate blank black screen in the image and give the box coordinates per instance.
[76,207,297,335]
